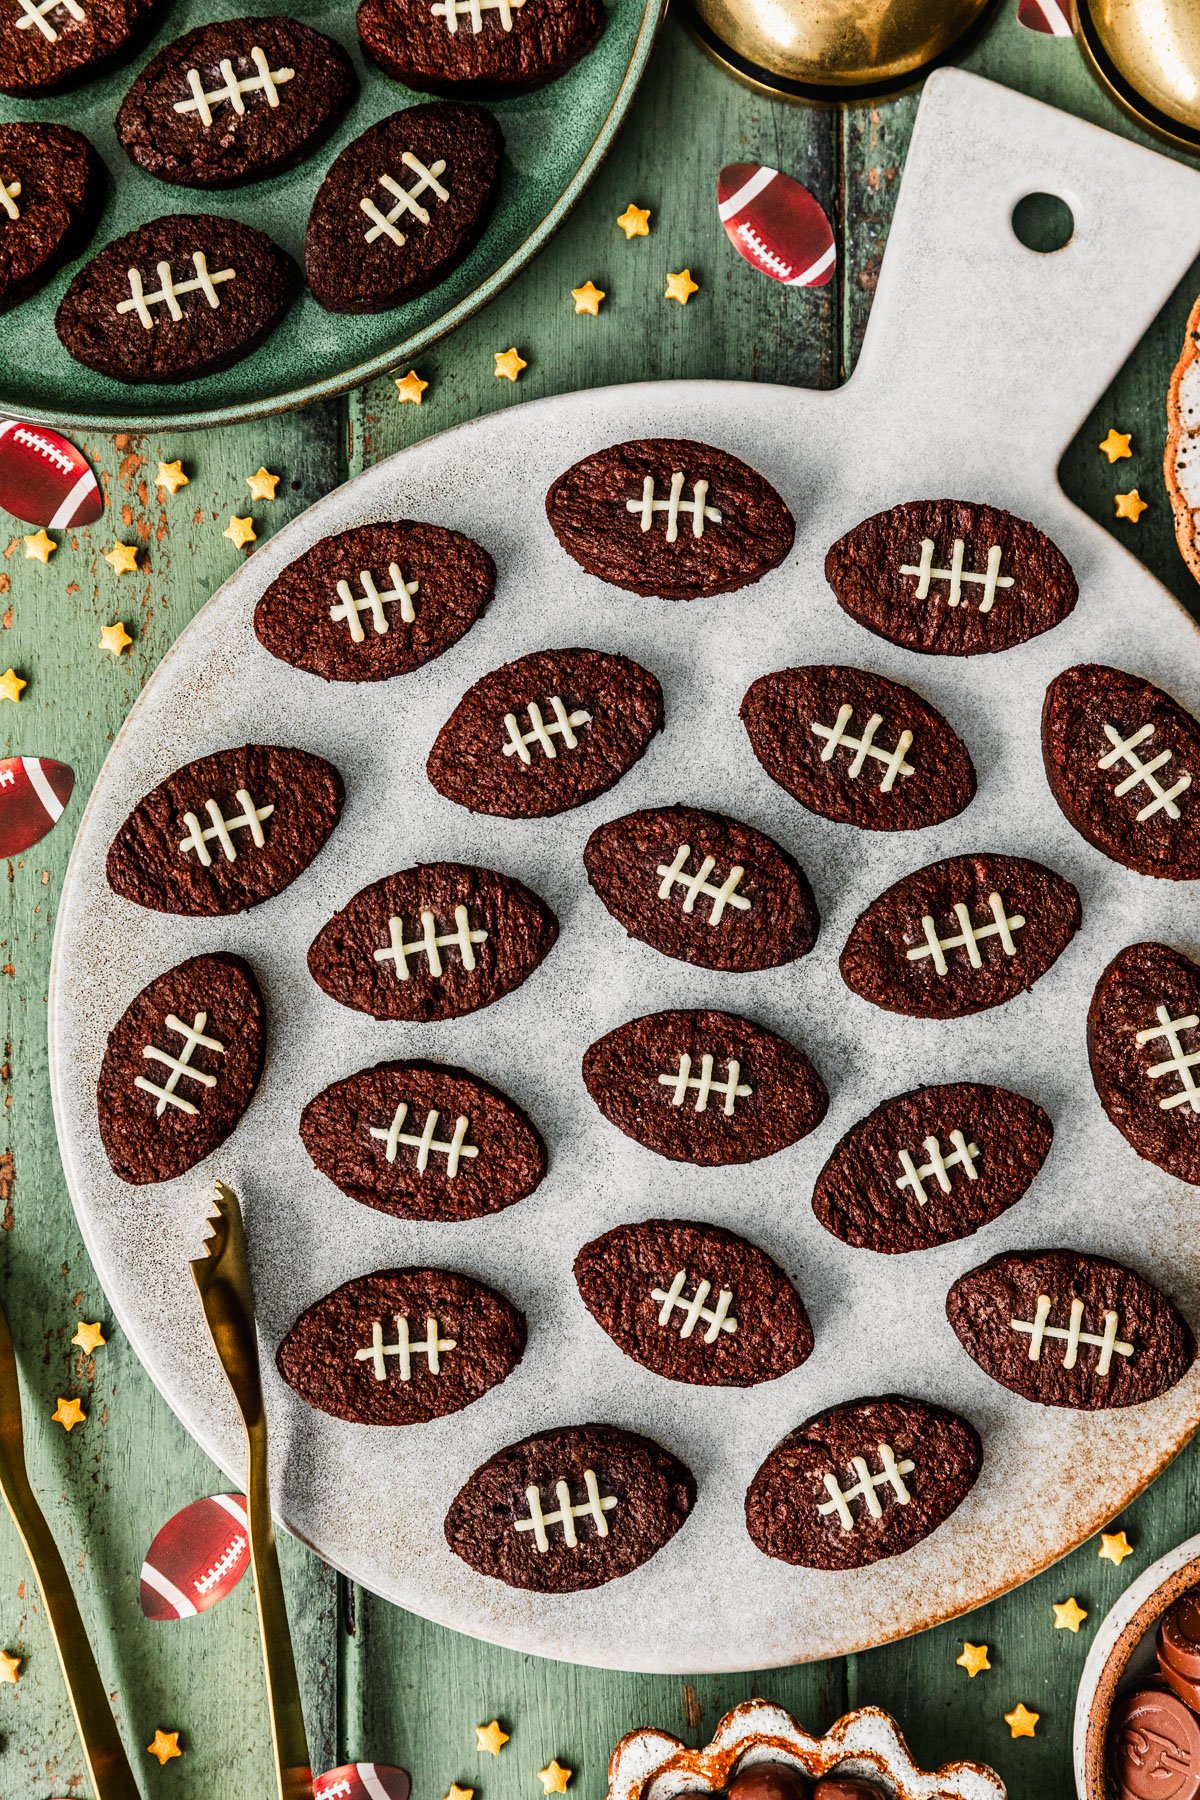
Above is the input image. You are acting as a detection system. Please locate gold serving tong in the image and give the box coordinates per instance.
[0,1296,141,1800]
[191,1181,313,1800]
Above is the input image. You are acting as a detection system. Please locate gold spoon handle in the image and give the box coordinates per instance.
[245,1417,313,1800]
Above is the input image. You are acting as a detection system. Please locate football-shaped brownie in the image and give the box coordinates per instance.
[444,1423,694,1592]
[299,1060,546,1221]
[740,664,975,832]
[582,1008,827,1165]
[356,0,604,96]
[840,851,1081,1019]
[1042,664,1200,880]
[106,744,343,916]
[308,862,557,1021]
[254,521,495,683]
[116,16,356,190]
[98,952,265,1186]
[574,1219,813,1387]
[0,0,158,96]
[0,123,101,313]
[306,103,502,314]
[745,1395,982,1570]
[947,1248,1195,1410]
[427,647,663,819]
[826,499,1078,656]
[717,162,835,289]
[277,1268,526,1426]
[546,438,795,601]
[315,1769,411,1800]
[1088,941,1200,1185]
[584,804,819,973]
[56,214,297,384]
[0,754,73,858]
[139,1492,249,1620]
[812,1082,1053,1254]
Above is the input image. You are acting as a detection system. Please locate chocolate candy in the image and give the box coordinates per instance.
[1162,1596,1200,1683]
[812,1781,886,1800]
[727,1763,811,1800]
[1109,1687,1200,1800]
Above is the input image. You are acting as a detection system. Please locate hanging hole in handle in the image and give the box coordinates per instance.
[1011,192,1075,254]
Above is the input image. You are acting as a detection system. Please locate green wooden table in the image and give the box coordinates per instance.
[4,8,1200,1796]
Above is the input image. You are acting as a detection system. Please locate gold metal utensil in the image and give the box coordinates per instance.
[191,1181,312,1800]
[678,0,996,103]
[0,1297,141,1800]
[1076,0,1200,153]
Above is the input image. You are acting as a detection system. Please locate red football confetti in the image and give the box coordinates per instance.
[0,420,102,529]
[1017,0,1073,34]
[314,1764,412,1800]
[717,164,835,288]
[139,1494,250,1621]
[0,757,73,859]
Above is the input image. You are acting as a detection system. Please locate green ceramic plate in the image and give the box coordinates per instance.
[0,0,664,431]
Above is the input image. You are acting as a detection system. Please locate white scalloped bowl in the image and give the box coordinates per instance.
[607,1698,1005,1800]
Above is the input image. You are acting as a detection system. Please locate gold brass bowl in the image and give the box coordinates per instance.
[1076,0,1200,153]
[678,0,997,104]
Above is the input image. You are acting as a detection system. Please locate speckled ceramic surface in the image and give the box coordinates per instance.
[49,74,1200,1670]
[0,0,664,432]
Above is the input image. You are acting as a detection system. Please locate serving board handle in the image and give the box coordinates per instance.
[848,70,1200,486]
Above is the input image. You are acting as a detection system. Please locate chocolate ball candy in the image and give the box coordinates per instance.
[727,1761,812,1800]
[813,1780,887,1800]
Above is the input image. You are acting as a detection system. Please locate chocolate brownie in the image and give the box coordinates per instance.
[745,1395,982,1570]
[840,851,1081,1019]
[574,1219,813,1387]
[1043,664,1200,880]
[0,122,101,313]
[584,804,819,972]
[947,1247,1194,1410]
[276,1267,526,1425]
[740,664,976,831]
[427,647,664,819]
[117,17,356,190]
[254,521,495,683]
[299,1060,546,1220]
[305,103,502,314]
[1088,942,1200,1185]
[307,861,558,1021]
[98,952,264,1186]
[356,0,604,96]
[582,1007,828,1165]
[1109,1690,1200,1800]
[444,1422,695,1592]
[812,1082,1053,1254]
[826,499,1078,656]
[0,0,157,97]
[56,214,297,383]
[106,744,344,916]
[546,438,795,600]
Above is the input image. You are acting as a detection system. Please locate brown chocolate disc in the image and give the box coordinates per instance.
[1162,1597,1200,1682]
[727,1764,812,1800]
[1109,1688,1200,1800]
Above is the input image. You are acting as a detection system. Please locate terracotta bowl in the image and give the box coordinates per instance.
[1073,1531,1200,1797]
[607,1697,1004,1800]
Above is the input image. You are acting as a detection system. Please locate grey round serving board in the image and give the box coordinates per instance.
[49,73,1200,1670]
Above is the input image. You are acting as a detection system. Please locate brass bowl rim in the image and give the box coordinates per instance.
[1075,0,1200,155]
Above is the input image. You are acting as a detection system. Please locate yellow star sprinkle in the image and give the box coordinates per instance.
[52,1396,85,1432]
[956,1642,991,1677]
[572,280,606,316]
[0,668,26,704]
[1053,1596,1088,1633]
[23,528,55,563]
[156,459,189,494]
[476,1722,510,1756]
[72,1321,106,1355]
[538,1762,572,1794]
[444,1786,474,1800]
[147,1730,182,1766]
[246,467,280,502]
[103,541,139,575]
[665,269,699,304]
[617,203,651,240]
[224,514,256,549]
[1099,429,1132,463]
[1004,1704,1039,1740]
[1114,489,1148,522]
[1100,1529,1133,1565]
[0,1650,21,1684]
[495,347,527,382]
[395,369,429,405]
[99,621,132,657]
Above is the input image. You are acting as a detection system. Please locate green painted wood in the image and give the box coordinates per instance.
[3,8,1200,1798]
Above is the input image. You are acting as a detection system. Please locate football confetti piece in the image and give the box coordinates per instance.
[1017,0,1073,34]
[147,1730,182,1766]
[23,528,55,563]
[477,1722,509,1756]
[224,515,256,548]
[1100,1529,1134,1564]
[394,370,429,405]
[1053,1597,1088,1632]
[0,670,25,704]
[315,1766,413,1800]
[1115,489,1148,522]
[617,203,650,239]
[665,269,698,304]
[103,543,139,575]
[156,459,189,494]
[51,1396,85,1431]
[571,281,605,316]
[246,467,280,501]
[71,1321,105,1354]
[99,622,132,657]
[494,348,527,381]
[717,164,836,288]
[1099,428,1132,463]
[139,1494,251,1621]
[0,756,73,856]
[1004,1704,1039,1740]
[957,1642,991,1677]
[0,420,102,528]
